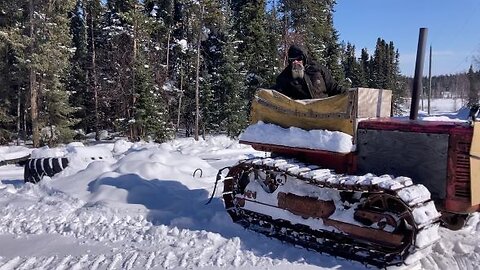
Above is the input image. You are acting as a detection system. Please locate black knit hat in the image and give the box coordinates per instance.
[288,44,306,63]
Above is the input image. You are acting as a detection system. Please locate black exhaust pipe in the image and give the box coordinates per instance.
[410,28,428,120]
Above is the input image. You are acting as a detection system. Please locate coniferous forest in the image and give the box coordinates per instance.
[0,0,477,146]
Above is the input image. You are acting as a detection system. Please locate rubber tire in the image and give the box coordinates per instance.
[24,157,69,183]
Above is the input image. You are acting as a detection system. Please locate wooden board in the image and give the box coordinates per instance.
[471,122,480,205]
[356,88,392,117]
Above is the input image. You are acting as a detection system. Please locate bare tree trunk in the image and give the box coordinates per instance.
[282,13,289,67]
[130,4,138,140]
[176,70,183,136]
[23,107,27,139]
[86,3,100,141]
[166,29,171,77]
[194,4,204,141]
[165,0,173,78]
[91,17,99,141]
[29,0,39,147]
[16,87,21,145]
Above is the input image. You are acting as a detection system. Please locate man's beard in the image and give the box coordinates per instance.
[291,62,305,79]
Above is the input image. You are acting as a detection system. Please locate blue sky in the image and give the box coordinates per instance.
[333,0,480,76]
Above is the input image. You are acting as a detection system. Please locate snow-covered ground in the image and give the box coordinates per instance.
[0,104,479,270]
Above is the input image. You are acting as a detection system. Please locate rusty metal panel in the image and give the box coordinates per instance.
[357,129,449,200]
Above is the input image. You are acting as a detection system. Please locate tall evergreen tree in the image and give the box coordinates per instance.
[279,0,343,83]
[342,43,364,87]
[368,38,405,114]
[84,0,103,139]
[231,0,271,101]
[27,0,77,145]
[468,65,479,107]
[68,0,89,133]
[0,1,28,143]
[219,29,249,136]
[360,48,371,87]
[264,0,282,86]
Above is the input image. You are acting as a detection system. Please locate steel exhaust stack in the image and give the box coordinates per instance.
[410,28,428,120]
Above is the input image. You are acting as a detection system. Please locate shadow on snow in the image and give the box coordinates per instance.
[87,173,367,270]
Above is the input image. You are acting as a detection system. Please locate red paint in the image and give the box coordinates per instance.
[242,118,479,214]
[239,140,355,174]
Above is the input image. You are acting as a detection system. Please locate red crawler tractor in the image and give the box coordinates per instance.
[219,29,479,267]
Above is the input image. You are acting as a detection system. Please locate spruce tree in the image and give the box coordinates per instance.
[360,48,371,87]
[220,31,248,136]
[231,0,271,102]
[0,1,28,143]
[279,0,344,83]
[264,0,282,87]
[85,0,103,139]
[134,57,172,142]
[68,0,89,133]
[217,2,248,136]
[468,65,479,107]
[28,0,77,145]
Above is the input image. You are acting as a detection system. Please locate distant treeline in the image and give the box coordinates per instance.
[0,0,476,146]
[408,69,480,101]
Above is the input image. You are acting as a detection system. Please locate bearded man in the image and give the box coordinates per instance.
[273,44,345,99]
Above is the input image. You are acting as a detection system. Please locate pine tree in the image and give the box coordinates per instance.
[215,2,248,136]
[342,43,364,87]
[322,8,344,83]
[85,0,103,139]
[231,0,271,101]
[468,65,479,107]
[220,30,248,136]
[368,38,405,115]
[101,0,143,138]
[134,57,172,142]
[264,0,282,87]
[26,0,77,145]
[68,0,89,133]
[279,0,344,83]
[360,48,371,87]
[0,1,28,143]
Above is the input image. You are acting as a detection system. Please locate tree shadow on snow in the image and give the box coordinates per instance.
[87,174,367,270]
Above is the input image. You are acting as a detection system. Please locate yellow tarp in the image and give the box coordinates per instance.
[471,121,480,206]
[250,89,356,135]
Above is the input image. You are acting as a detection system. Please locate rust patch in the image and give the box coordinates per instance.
[245,190,257,199]
[277,192,335,219]
[354,209,397,229]
[236,197,245,207]
[323,219,404,248]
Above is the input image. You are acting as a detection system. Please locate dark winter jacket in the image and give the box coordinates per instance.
[273,45,345,99]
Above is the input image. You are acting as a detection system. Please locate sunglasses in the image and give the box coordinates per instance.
[288,56,304,63]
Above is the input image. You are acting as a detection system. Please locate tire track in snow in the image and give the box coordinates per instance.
[35,256,56,269]
[144,251,156,269]
[0,256,21,270]
[15,257,38,270]
[69,254,89,270]
[122,251,139,270]
[54,255,72,270]
[89,254,106,270]
[107,253,122,270]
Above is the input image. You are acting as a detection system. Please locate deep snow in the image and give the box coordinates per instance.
[0,101,479,270]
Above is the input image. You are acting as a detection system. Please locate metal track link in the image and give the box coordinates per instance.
[223,157,441,268]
